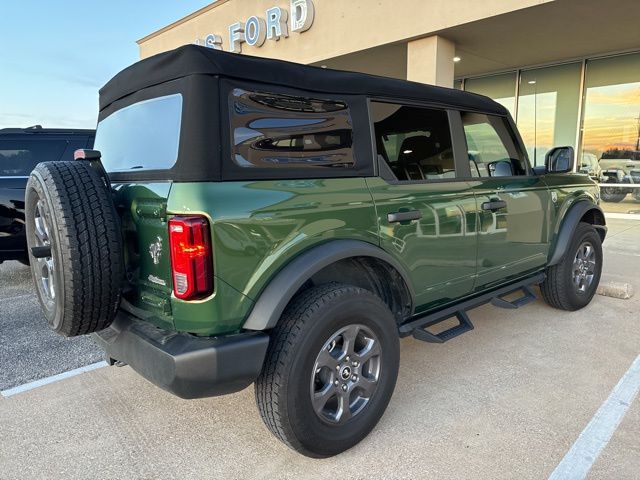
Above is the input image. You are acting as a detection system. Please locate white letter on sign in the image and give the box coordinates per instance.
[245,16,267,47]
[266,7,289,40]
[290,0,315,33]
[204,33,223,50]
[229,22,245,53]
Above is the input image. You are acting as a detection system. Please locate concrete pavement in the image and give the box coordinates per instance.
[0,217,638,479]
[0,261,102,391]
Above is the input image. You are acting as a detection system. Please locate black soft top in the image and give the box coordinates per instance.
[100,45,505,115]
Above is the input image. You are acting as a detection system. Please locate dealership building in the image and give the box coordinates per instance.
[139,0,640,214]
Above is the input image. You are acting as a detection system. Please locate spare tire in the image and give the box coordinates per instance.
[25,161,123,337]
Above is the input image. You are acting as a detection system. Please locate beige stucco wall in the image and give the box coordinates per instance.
[138,0,553,64]
[407,36,456,86]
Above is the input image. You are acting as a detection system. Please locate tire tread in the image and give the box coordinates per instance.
[540,222,601,311]
[29,161,123,336]
[255,283,389,456]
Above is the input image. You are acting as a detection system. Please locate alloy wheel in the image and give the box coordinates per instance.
[572,241,596,295]
[310,324,382,424]
[33,199,56,303]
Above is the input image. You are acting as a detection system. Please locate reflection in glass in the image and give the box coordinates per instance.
[461,112,527,177]
[518,63,581,166]
[230,89,355,169]
[95,94,183,172]
[0,140,67,176]
[581,53,640,214]
[581,53,640,163]
[464,73,517,118]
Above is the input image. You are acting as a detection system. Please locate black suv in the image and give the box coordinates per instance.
[0,126,94,264]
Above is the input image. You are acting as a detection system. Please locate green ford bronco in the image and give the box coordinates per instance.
[25,45,606,457]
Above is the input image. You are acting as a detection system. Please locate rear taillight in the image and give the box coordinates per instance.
[168,216,213,300]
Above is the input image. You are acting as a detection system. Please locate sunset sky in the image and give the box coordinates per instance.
[581,83,640,157]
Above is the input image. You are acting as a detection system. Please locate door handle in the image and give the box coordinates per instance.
[481,200,507,211]
[387,210,422,223]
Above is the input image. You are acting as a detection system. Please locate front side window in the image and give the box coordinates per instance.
[230,89,354,169]
[461,112,527,177]
[0,139,67,176]
[372,102,454,181]
[94,94,183,172]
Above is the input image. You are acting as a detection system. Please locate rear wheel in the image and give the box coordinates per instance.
[255,283,399,457]
[25,161,123,336]
[541,222,602,311]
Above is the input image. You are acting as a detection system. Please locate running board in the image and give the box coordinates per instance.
[491,285,537,309]
[411,311,473,343]
[399,273,545,343]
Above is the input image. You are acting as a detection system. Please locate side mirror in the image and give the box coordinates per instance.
[487,159,514,177]
[545,146,574,173]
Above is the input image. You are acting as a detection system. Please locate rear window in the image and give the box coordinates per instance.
[95,94,183,173]
[0,139,67,176]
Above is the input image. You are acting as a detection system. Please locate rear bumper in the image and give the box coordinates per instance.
[93,312,269,399]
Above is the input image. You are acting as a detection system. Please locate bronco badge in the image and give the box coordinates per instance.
[149,236,163,265]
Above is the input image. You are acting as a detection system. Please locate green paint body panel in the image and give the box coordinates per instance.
[115,172,600,337]
[468,175,551,290]
[365,177,478,312]
[167,178,379,335]
[540,173,601,259]
[115,182,174,331]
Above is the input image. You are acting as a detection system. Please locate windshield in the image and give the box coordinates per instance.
[94,94,183,172]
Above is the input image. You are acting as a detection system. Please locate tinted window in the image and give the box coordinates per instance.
[94,94,182,172]
[461,112,527,177]
[0,139,67,176]
[372,102,454,181]
[230,89,354,169]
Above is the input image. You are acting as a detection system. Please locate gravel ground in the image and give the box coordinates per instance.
[0,261,102,391]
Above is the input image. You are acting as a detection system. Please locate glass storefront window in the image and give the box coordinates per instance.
[581,52,640,214]
[458,52,640,214]
[464,73,516,118]
[518,63,582,166]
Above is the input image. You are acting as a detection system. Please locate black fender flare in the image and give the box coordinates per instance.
[242,239,415,331]
[548,201,606,266]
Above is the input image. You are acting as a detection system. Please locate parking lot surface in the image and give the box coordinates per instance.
[0,218,638,479]
[601,198,640,215]
[0,261,102,391]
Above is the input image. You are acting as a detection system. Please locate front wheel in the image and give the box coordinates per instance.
[255,283,399,458]
[541,222,603,311]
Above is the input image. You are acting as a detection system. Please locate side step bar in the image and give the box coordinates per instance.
[411,311,474,344]
[399,273,545,343]
[491,285,537,309]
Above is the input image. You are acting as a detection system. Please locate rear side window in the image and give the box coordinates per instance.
[0,139,67,176]
[371,102,454,181]
[95,94,183,173]
[461,112,527,177]
[229,88,355,169]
